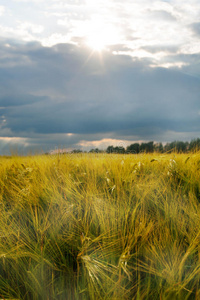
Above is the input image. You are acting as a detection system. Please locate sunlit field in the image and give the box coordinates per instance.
[0,152,200,299]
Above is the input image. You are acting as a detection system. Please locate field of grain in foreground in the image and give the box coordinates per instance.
[0,152,200,299]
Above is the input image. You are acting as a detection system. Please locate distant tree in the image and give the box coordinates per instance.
[164,141,189,153]
[106,146,115,153]
[147,141,154,153]
[164,142,175,152]
[189,138,200,151]
[154,142,163,153]
[139,141,154,153]
[98,139,200,155]
[71,149,83,153]
[175,141,188,153]
[114,146,125,154]
[89,148,100,153]
[126,143,140,154]
[106,145,125,154]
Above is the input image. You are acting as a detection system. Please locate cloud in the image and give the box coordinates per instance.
[0,39,199,154]
[0,137,30,155]
[0,94,47,107]
[0,0,200,154]
[191,22,200,36]
[148,9,177,21]
[78,138,135,150]
[142,45,179,54]
[0,6,5,16]
[108,44,133,52]
[17,22,44,34]
[12,0,46,2]
[1,0,200,62]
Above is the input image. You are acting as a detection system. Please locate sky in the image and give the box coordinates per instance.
[0,0,200,154]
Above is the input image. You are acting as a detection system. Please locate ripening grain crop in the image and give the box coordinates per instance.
[0,152,200,299]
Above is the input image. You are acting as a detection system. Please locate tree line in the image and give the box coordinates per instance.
[88,138,200,154]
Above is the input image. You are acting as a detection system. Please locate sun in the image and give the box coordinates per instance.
[85,19,119,52]
[87,36,106,52]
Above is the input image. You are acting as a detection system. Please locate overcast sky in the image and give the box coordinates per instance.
[0,0,200,154]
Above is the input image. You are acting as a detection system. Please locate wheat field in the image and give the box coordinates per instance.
[0,152,200,299]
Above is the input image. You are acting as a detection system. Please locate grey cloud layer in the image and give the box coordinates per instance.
[191,22,200,36]
[0,40,199,153]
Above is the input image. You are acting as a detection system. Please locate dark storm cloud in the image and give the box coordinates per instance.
[0,39,200,153]
[0,94,47,107]
[160,52,200,79]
